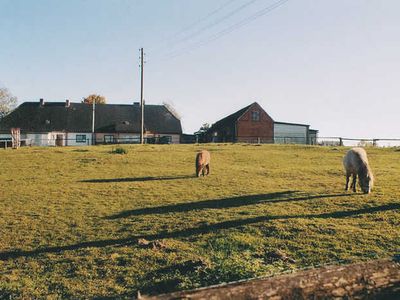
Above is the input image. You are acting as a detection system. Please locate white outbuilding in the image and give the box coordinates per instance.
[274,121,318,145]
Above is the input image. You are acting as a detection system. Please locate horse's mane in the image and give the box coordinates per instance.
[355,149,374,187]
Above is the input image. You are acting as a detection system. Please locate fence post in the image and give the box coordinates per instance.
[339,138,343,146]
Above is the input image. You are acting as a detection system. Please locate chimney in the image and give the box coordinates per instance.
[65,99,70,108]
[40,98,44,107]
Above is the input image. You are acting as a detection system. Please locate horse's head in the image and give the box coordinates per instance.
[359,174,373,194]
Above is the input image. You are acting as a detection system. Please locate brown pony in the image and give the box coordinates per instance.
[196,150,210,177]
[343,147,374,194]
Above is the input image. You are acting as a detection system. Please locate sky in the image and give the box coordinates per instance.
[0,0,399,138]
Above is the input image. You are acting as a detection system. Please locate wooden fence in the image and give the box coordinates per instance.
[317,137,400,147]
[141,257,400,300]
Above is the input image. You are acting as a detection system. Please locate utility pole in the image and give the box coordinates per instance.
[92,100,96,145]
[140,48,145,144]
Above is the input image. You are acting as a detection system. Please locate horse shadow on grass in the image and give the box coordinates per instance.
[80,175,195,183]
[105,192,349,219]
[0,202,398,261]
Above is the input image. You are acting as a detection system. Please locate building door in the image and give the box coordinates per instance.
[34,134,41,146]
[55,134,64,146]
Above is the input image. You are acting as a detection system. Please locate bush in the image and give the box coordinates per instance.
[111,147,128,154]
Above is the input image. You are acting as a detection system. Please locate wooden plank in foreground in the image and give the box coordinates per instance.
[141,258,400,299]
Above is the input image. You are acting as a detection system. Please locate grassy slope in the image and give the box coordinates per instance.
[0,144,399,298]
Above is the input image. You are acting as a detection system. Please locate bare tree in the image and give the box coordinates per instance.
[163,101,181,120]
[0,87,17,119]
[82,94,106,105]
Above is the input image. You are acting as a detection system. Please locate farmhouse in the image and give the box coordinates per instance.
[206,102,318,144]
[0,99,182,146]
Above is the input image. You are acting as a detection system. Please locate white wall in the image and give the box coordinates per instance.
[0,134,11,139]
[66,133,93,146]
[1,133,60,146]
[26,132,71,146]
[1,133,38,146]
[145,133,180,144]
[26,133,52,146]
[2,132,180,146]
[170,134,180,144]
[274,123,308,144]
[93,133,140,144]
[116,133,140,144]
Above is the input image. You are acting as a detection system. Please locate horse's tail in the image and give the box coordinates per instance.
[195,152,201,176]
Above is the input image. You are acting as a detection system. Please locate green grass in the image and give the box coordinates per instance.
[0,144,399,298]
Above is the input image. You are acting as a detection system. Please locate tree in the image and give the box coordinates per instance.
[194,123,210,143]
[0,87,17,119]
[198,123,210,133]
[163,101,181,120]
[82,94,106,105]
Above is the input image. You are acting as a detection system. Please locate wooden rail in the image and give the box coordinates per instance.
[141,258,400,299]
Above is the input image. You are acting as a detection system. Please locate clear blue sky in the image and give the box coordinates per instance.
[1,0,399,138]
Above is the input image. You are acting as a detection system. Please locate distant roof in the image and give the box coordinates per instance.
[214,104,252,127]
[209,103,253,131]
[274,121,310,127]
[0,101,182,134]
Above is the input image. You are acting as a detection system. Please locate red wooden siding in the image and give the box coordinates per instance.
[236,103,274,143]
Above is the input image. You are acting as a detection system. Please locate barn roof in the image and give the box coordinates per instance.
[0,101,182,134]
[274,121,310,127]
[207,102,278,132]
[208,103,253,131]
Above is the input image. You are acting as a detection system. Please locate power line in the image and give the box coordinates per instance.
[171,0,239,39]
[203,0,290,44]
[174,0,260,45]
[162,0,290,61]
[148,0,238,56]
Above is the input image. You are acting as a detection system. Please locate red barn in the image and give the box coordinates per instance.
[206,102,274,143]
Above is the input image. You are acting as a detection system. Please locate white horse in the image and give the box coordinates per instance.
[343,147,374,194]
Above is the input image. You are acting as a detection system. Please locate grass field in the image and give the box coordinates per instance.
[0,144,399,298]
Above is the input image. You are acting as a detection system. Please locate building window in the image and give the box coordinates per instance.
[76,135,86,143]
[159,136,172,144]
[104,135,114,143]
[251,111,260,121]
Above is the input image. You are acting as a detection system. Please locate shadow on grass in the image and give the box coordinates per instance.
[105,192,348,219]
[0,203,398,261]
[80,175,195,183]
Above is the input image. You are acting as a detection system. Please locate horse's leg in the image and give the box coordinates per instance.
[206,164,210,175]
[352,173,357,192]
[196,165,202,177]
[345,172,350,191]
[202,166,205,176]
